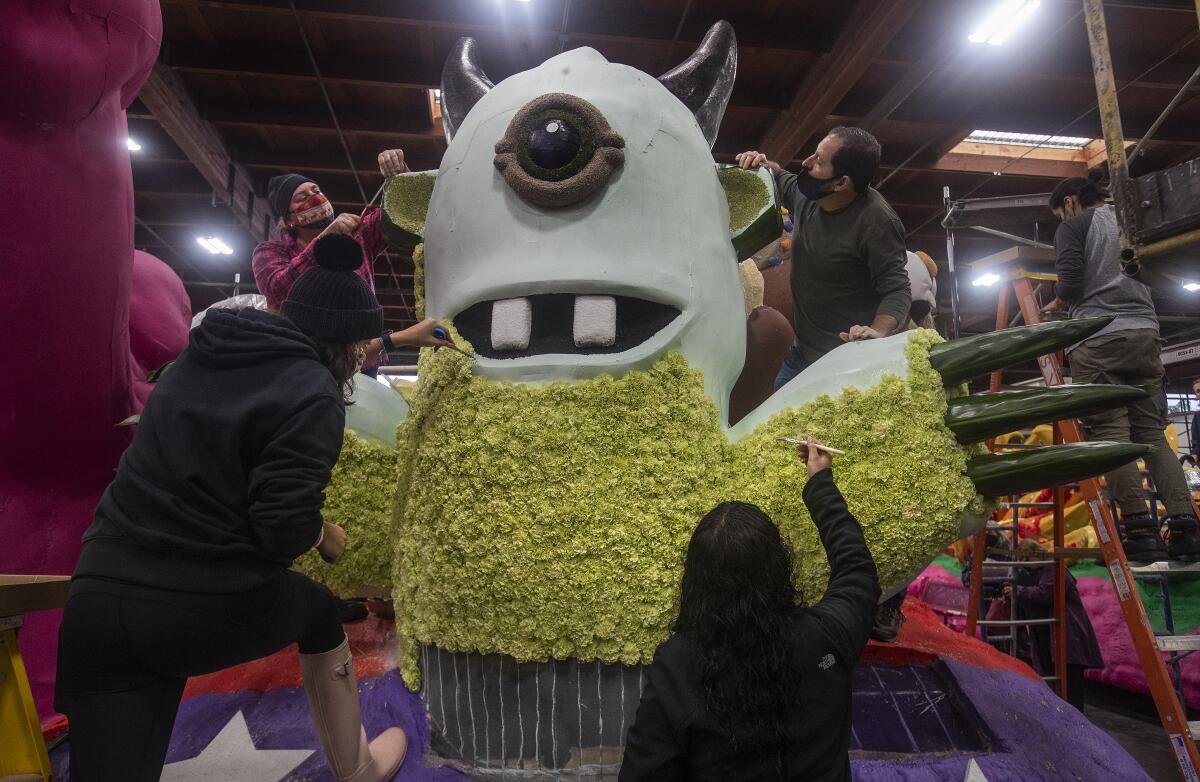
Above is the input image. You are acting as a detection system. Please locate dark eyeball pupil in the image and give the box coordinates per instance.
[527,117,580,169]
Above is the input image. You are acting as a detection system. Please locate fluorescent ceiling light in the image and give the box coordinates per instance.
[965,130,1092,149]
[969,0,1040,45]
[972,272,1001,287]
[126,137,142,151]
[196,236,234,255]
[1184,282,1200,293]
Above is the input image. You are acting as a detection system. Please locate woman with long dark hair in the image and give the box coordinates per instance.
[56,234,434,782]
[620,437,879,781]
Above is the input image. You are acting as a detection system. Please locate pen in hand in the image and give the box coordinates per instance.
[780,437,845,454]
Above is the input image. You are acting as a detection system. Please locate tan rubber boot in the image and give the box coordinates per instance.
[300,636,408,782]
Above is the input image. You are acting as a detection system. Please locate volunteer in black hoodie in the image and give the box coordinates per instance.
[620,437,880,782]
[56,234,427,782]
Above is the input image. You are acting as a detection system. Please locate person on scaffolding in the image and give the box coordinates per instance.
[1044,173,1200,563]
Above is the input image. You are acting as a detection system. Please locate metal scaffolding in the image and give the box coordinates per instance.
[1084,0,1200,287]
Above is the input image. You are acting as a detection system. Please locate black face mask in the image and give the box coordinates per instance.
[794,169,840,201]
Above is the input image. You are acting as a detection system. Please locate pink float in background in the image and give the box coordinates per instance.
[0,1,185,719]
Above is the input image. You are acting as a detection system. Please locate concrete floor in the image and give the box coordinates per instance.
[1084,685,1189,782]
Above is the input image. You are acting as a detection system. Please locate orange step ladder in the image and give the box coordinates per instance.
[965,433,1070,698]
[963,266,1200,781]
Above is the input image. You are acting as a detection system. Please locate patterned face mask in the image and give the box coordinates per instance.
[291,192,335,228]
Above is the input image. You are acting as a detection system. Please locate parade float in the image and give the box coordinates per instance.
[288,22,1154,779]
[8,6,1158,778]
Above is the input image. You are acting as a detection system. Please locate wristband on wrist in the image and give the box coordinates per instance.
[380,330,394,359]
[314,524,325,550]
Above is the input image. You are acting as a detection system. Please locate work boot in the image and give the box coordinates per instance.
[871,604,904,643]
[1166,515,1200,563]
[1120,513,1168,564]
[300,636,407,782]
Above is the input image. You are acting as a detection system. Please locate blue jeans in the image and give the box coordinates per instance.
[773,344,811,392]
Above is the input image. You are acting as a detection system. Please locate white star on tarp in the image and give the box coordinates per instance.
[963,757,990,782]
[160,710,313,782]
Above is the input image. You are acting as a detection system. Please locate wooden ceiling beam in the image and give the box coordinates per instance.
[139,62,275,241]
[164,45,788,110]
[137,190,361,216]
[156,104,443,143]
[836,99,1200,146]
[161,0,833,58]
[860,42,962,134]
[757,0,922,163]
[166,45,440,91]
[949,104,1198,145]
[133,200,242,225]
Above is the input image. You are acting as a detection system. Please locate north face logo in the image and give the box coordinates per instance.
[818,654,835,670]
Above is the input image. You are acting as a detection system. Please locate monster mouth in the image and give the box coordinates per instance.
[454,294,682,359]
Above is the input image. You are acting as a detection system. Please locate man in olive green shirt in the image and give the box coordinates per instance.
[737,127,911,391]
[739,127,912,644]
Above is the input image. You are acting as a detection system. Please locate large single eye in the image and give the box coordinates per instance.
[528,115,582,171]
[495,93,624,208]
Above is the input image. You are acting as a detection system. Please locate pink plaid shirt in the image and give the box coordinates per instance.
[252,207,385,312]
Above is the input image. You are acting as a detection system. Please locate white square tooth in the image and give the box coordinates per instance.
[490,297,532,351]
[573,295,617,348]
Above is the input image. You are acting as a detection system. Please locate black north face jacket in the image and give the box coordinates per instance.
[620,469,880,782]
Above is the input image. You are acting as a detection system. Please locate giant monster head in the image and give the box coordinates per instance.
[385,22,781,426]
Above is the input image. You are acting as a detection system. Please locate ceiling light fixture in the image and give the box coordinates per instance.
[1184,282,1200,293]
[969,0,1041,46]
[972,273,1000,288]
[126,137,142,151]
[196,236,234,255]
[965,130,1092,149]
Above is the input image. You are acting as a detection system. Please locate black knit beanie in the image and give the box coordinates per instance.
[267,173,314,220]
[281,234,383,343]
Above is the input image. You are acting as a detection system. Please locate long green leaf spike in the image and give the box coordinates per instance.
[965,441,1150,497]
[945,384,1148,444]
[929,316,1114,387]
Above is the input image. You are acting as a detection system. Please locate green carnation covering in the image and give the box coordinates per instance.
[366,327,977,688]
[723,331,979,603]
[717,166,769,231]
[293,430,399,594]
[383,172,436,236]
[412,243,426,320]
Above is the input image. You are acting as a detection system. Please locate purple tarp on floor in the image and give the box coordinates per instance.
[52,659,1153,781]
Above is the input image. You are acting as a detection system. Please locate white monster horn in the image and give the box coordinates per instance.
[441,37,495,141]
[658,20,737,148]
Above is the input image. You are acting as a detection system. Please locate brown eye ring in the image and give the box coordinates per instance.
[494,92,625,208]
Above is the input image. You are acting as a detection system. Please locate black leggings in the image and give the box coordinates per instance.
[55,571,344,782]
